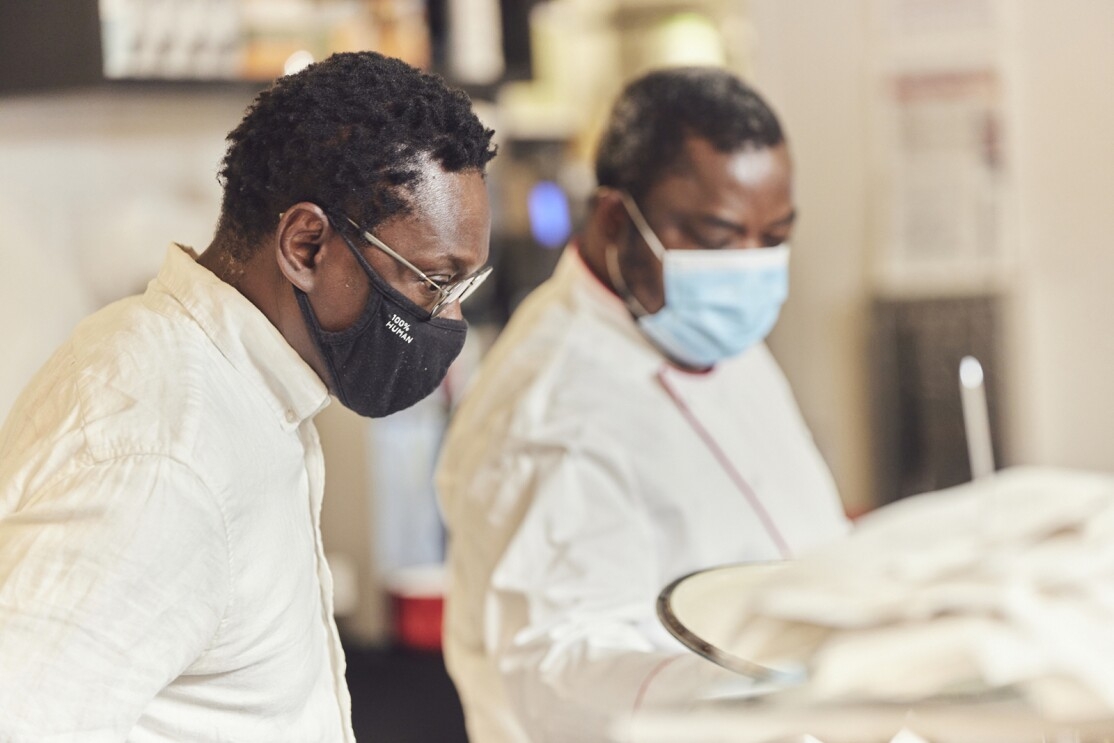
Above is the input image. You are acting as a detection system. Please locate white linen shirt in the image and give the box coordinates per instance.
[436,247,851,742]
[0,245,355,742]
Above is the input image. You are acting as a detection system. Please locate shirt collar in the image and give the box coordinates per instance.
[560,242,664,361]
[153,244,330,431]
[562,240,636,320]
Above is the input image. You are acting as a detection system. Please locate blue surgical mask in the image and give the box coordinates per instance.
[609,193,791,369]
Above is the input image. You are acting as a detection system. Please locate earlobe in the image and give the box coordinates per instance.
[275,203,331,292]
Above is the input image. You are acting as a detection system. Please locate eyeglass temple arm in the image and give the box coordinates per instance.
[344,217,445,293]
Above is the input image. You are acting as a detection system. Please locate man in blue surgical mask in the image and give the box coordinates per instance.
[436,67,851,742]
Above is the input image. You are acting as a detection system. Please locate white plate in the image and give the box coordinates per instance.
[657,561,805,684]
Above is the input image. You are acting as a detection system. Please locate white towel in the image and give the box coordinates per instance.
[717,467,1114,720]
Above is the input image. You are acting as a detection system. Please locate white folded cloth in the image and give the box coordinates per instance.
[718,467,1114,720]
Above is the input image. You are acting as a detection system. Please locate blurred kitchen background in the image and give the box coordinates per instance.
[2,0,1112,738]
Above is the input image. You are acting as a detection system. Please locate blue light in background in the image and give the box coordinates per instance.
[527,180,572,249]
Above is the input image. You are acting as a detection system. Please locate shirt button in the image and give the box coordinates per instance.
[285,410,297,424]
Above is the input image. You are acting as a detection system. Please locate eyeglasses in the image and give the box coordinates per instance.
[341,215,492,319]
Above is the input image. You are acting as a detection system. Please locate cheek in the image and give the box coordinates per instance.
[312,277,372,332]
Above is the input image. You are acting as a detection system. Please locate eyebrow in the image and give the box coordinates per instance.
[425,248,476,278]
[689,208,797,234]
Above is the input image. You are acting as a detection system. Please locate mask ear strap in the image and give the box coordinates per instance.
[605,244,651,318]
[292,286,352,409]
[619,192,667,262]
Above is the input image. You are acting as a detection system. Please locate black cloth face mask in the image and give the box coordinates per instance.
[295,232,467,418]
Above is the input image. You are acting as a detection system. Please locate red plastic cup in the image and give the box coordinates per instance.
[387,564,446,651]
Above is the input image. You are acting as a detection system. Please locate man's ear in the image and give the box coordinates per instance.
[275,202,333,292]
[591,188,631,246]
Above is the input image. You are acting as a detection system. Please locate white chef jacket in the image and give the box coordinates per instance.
[436,246,850,742]
[0,245,355,742]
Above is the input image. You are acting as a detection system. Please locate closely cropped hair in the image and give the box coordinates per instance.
[217,51,497,257]
[595,67,783,201]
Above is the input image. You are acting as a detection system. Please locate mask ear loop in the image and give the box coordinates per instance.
[609,190,669,318]
[618,191,668,261]
[605,244,652,318]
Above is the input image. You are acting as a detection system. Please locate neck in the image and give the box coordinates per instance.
[197,239,247,286]
[200,237,334,392]
[196,239,287,336]
[578,235,619,296]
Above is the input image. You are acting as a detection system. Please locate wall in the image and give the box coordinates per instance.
[1006,0,1114,471]
[745,0,1114,508]
[0,91,240,417]
[747,0,875,513]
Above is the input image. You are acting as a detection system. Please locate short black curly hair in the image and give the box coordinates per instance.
[216,51,497,257]
[595,67,784,202]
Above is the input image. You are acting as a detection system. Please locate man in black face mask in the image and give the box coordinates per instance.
[0,52,495,741]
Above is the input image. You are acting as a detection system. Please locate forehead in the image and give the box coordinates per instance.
[377,164,491,271]
[644,138,793,219]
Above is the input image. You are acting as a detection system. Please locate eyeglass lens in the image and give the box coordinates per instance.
[431,266,493,317]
